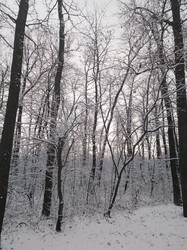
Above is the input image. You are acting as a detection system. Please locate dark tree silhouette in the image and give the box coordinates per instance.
[42,0,65,217]
[0,0,29,239]
[170,0,187,216]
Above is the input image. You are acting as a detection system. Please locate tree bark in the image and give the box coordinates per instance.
[0,0,29,238]
[126,89,133,156]
[42,0,65,217]
[170,0,187,216]
[161,102,168,157]
[56,137,65,232]
[56,137,74,231]
[82,64,89,185]
[154,105,162,158]
[149,11,182,205]
[160,74,182,205]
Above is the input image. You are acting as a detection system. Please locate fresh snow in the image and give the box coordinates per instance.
[2,204,187,250]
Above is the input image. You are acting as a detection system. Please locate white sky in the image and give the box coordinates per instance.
[29,0,119,26]
[74,0,119,26]
[77,0,118,13]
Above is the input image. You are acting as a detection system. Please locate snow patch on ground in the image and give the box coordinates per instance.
[2,204,187,250]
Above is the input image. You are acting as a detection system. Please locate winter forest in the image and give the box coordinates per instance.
[0,0,187,249]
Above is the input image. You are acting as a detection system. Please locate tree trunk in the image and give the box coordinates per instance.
[87,26,100,200]
[90,72,98,181]
[56,137,65,232]
[0,0,29,238]
[56,137,74,231]
[90,33,100,181]
[42,0,65,217]
[154,105,162,158]
[160,74,182,205]
[161,102,168,157]
[98,68,130,182]
[105,128,149,217]
[126,89,133,156]
[150,16,182,205]
[170,0,187,216]
[82,66,89,185]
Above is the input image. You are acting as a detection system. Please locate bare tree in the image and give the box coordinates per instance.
[105,95,161,217]
[80,11,113,200]
[0,0,29,240]
[120,0,183,206]
[170,0,187,216]
[42,0,65,217]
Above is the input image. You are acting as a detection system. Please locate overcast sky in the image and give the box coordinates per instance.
[76,0,118,16]
[78,0,117,10]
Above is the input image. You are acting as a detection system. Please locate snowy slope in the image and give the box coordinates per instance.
[2,204,187,250]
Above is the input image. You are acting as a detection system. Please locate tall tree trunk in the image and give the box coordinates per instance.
[98,68,130,182]
[146,135,152,159]
[90,74,98,180]
[150,15,182,205]
[87,35,100,201]
[154,105,162,158]
[170,0,187,216]
[126,88,133,156]
[0,0,29,238]
[56,137,65,232]
[161,102,168,157]
[82,64,89,186]
[56,137,74,231]
[42,0,65,217]
[160,74,182,205]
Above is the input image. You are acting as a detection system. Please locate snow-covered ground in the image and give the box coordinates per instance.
[2,204,187,250]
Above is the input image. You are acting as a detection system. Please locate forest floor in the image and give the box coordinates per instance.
[2,204,187,250]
